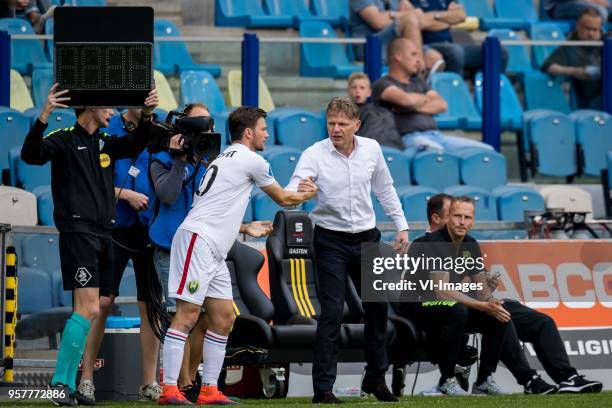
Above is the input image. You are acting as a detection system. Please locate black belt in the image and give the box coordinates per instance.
[314,225,378,242]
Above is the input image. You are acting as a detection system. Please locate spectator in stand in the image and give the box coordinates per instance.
[349,0,445,72]
[1,0,56,33]
[542,8,603,109]
[544,0,612,22]
[348,72,405,150]
[407,0,507,76]
[372,38,493,152]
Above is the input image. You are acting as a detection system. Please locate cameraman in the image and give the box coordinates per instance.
[77,108,161,404]
[149,102,272,401]
[20,84,158,405]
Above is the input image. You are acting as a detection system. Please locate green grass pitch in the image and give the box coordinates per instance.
[2,392,611,407]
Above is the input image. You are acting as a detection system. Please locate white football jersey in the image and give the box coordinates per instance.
[179,143,275,258]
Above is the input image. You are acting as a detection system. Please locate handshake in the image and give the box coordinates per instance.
[297,176,317,193]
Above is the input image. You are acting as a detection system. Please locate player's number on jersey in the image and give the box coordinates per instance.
[196,165,218,197]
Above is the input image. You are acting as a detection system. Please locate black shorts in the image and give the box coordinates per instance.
[111,224,153,301]
[59,232,114,295]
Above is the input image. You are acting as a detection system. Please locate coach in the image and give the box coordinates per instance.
[287,97,409,403]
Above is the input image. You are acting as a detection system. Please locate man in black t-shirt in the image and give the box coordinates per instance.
[401,193,603,395]
[396,196,509,396]
[371,38,493,152]
[542,8,604,109]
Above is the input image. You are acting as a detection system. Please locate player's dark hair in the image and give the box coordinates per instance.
[427,193,453,223]
[74,108,86,117]
[228,106,267,142]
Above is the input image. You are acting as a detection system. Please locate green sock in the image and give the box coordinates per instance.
[51,312,90,392]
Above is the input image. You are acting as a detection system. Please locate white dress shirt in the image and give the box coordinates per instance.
[286,136,409,233]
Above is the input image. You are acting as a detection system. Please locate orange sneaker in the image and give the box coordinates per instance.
[159,384,194,405]
[196,385,238,405]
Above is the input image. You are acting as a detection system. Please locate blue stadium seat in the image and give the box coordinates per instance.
[487,29,533,74]
[44,17,54,61]
[212,111,231,144]
[474,72,523,131]
[444,185,498,220]
[523,72,570,113]
[264,0,313,27]
[33,185,54,226]
[18,267,54,314]
[529,112,577,177]
[23,108,76,133]
[252,191,302,220]
[31,68,54,107]
[259,145,299,159]
[179,70,226,114]
[493,185,545,221]
[493,0,538,30]
[397,186,440,222]
[569,111,612,177]
[215,0,292,27]
[154,20,221,77]
[275,111,326,150]
[310,0,348,28]
[0,18,51,75]
[381,146,411,187]
[299,21,361,78]
[8,146,21,186]
[459,0,498,29]
[52,269,71,307]
[520,109,558,152]
[17,157,51,191]
[267,108,318,144]
[430,72,481,130]
[267,148,301,187]
[529,23,565,69]
[457,148,507,190]
[0,109,29,175]
[20,233,60,273]
[411,151,460,190]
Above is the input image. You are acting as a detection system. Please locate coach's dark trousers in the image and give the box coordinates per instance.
[312,226,388,396]
[501,300,577,384]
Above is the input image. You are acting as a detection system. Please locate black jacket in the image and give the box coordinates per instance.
[21,118,151,236]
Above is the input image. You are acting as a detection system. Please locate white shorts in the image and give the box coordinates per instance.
[168,229,232,305]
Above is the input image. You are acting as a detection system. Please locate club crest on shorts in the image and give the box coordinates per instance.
[75,267,92,286]
[188,280,200,294]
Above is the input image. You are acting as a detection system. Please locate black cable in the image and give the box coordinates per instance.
[142,244,171,342]
[410,362,420,396]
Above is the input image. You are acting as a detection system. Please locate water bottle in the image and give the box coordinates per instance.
[334,386,362,397]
